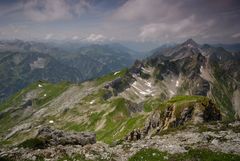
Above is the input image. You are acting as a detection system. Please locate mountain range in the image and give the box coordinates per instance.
[0,39,240,161]
[0,40,139,102]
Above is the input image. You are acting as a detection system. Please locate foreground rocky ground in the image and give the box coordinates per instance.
[0,121,240,161]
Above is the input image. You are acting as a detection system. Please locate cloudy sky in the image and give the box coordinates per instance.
[0,0,240,44]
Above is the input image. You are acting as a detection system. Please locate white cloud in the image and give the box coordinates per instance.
[112,0,183,22]
[72,36,79,40]
[45,34,53,40]
[139,15,215,42]
[110,0,240,43]
[139,16,195,41]
[85,34,106,42]
[23,0,90,22]
[232,33,240,38]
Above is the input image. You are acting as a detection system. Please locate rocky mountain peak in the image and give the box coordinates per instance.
[181,38,199,48]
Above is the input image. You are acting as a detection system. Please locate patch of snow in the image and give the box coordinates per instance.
[38,84,42,88]
[164,156,169,160]
[232,89,240,118]
[132,84,145,93]
[49,120,54,124]
[30,57,46,70]
[176,80,179,87]
[133,90,141,97]
[141,67,151,73]
[200,66,203,74]
[114,71,120,75]
[95,119,106,131]
[132,82,152,96]
[132,74,139,79]
[131,80,154,97]
[144,80,152,87]
[146,89,153,93]
[187,44,193,48]
[132,81,137,86]
[211,139,219,146]
[169,90,175,96]
[200,64,213,83]
[129,87,145,100]
[139,91,149,95]
[90,100,95,105]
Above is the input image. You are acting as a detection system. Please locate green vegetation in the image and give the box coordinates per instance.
[211,62,235,120]
[176,81,190,95]
[149,95,208,117]
[129,148,168,161]
[65,114,146,144]
[35,81,70,106]
[129,148,240,161]
[0,81,70,112]
[0,156,13,161]
[64,122,86,132]
[143,98,163,112]
[0,113,13,134]
[0,81,70,136]
[168,95,206,103]
[96,98,146,143]
[18,138,46,149]
[82,88,111,104]
[97,98,130,143]
[66,111,106,132]
[166,95,209,118]
[212,84,234,120]
[65,98,146,144]
[0,82,39,112]
[95,68,128,85]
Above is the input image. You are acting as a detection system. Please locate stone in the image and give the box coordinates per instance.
[31,156,36,161]
[36,126,96,146]
[211,139,219,146]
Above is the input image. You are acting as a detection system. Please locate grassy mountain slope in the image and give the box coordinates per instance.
[0,68,222,146]
[0,40,239,161]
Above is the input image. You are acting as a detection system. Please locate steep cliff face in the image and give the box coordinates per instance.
[125,96,221,141]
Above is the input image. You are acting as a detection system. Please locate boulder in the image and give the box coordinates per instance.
[36,127,96,147]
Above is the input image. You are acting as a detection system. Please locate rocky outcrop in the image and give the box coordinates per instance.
[1,121,240,161]
[129,60,144,75]
[125,129,141,141]
[104,71,135,96]
[35,127,96,147]
[125,98,221,141]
